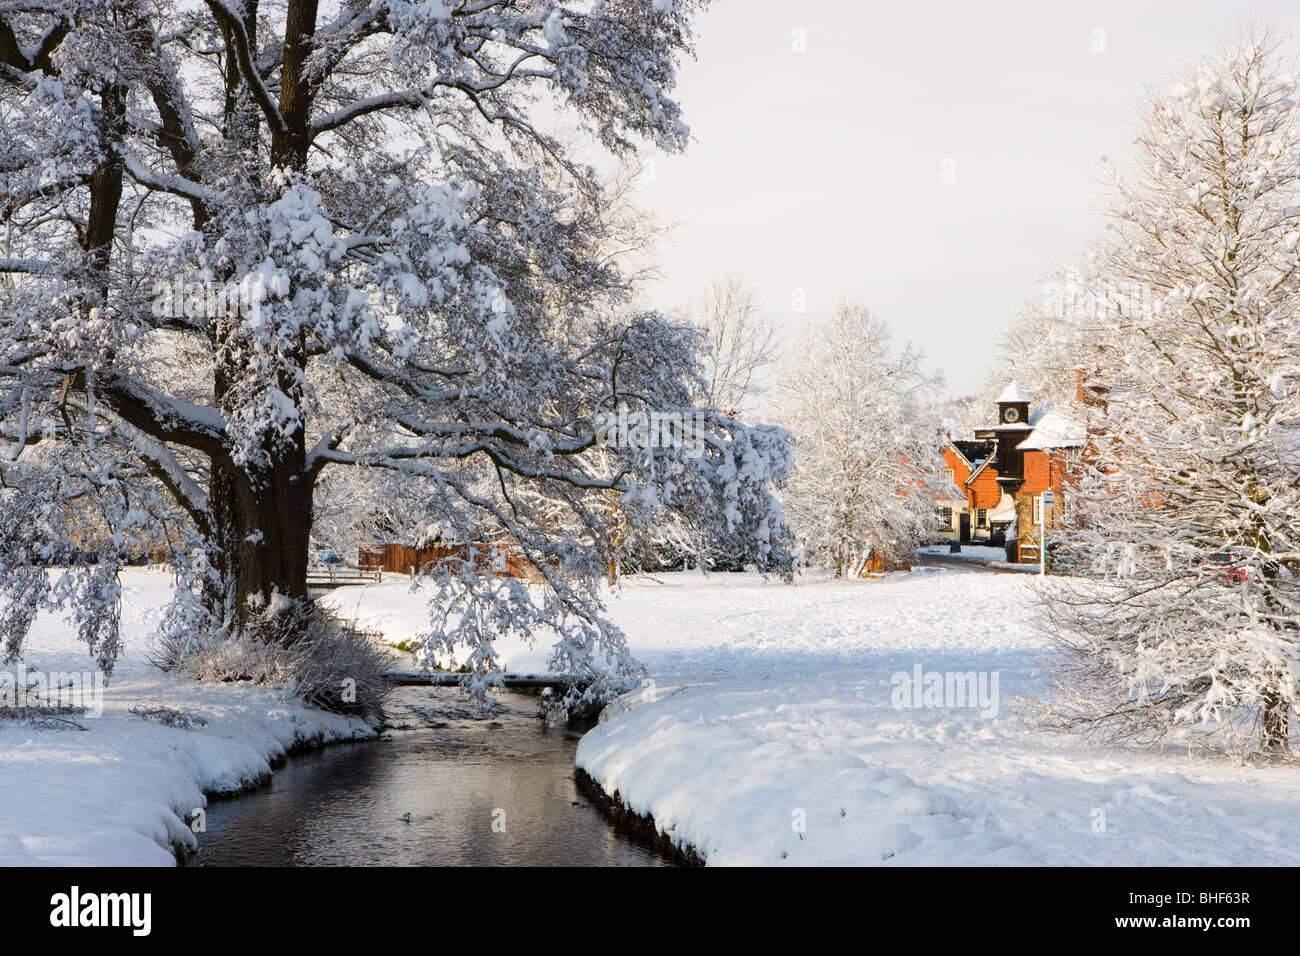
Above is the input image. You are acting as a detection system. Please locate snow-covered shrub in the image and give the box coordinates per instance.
[168,601,388,719]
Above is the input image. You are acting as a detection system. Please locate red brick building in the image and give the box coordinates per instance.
[937,381,1084,563]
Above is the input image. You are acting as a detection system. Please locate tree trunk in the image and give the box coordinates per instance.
[230,431,313,638]
[1261,680,1289,749]
[206,464,240,630]
[203,413,313,642]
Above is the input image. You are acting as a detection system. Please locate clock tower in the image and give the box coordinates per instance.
[974,381,1033,493]
[995,380,1030,428]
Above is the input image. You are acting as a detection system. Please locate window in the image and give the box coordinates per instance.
[938,506,953,527]
[943,468,955,485]
[976,508,987,527]
[1032,496,1042,524]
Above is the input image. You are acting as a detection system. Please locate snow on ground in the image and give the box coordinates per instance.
[916,544,1039,572]
[7,565,1300,867]
[574,568,1300,866]
[329,566,1300,866]
[0,568,375,866]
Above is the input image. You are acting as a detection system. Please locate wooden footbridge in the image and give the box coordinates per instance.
[384,667,573,688]
[306,567,383,590]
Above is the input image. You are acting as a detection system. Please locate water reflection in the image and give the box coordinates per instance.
[193,687,671,867]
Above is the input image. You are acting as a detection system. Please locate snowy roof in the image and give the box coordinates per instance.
[413,521,464,547]
[1020,405,1086,451]
[989,494,1017,521]
[948,439,994,467]
[997,381,1030,404]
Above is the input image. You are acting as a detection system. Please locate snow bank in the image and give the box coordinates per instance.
[579,682,1033,865]
[0,569,375,866]
[576,569,1300,866]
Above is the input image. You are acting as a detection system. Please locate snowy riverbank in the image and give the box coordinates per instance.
[323,567,1300,865]
[8,566,1300,867]
[574,569,1300,866]
[0,569,376,866]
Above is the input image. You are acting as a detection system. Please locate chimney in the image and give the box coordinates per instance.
[1074,368,1108,409]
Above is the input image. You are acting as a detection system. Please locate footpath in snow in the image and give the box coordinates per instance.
[0,569,375,866]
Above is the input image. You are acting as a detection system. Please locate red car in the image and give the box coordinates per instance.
[1205,552,1249,583]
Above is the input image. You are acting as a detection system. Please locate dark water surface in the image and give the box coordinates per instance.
[192,687,671,866]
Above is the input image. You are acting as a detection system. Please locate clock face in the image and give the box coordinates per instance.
[1004,407,1020,423]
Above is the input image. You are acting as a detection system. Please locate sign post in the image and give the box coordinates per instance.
[1039,491,1054,576]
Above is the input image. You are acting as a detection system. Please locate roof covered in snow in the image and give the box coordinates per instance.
[996,380,1030,403]
[949,439,994,466]
[1020,405,1086,451]
[989,494,1017,521]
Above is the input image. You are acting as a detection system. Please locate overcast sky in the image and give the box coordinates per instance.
[635,0,1300,400]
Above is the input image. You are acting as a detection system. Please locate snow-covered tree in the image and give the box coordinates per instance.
[1041,27,1300,751]
[992,303,1081,407]
[776,301,944,576]
[936,387,998,439]
[0,0,793,708]
[681,274,778,414]
[611,274,779,574]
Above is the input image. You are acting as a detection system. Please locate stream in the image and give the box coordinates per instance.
[191,686,673,866]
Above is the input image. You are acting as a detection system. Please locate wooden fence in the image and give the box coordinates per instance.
[358,542,533,579]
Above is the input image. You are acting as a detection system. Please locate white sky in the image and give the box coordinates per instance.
[636,0,1300,399]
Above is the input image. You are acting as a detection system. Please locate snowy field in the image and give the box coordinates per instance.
[574,569,1300,865]
[332,567,1300,866]
[5,565,1300,866]
[0,569,375,866]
